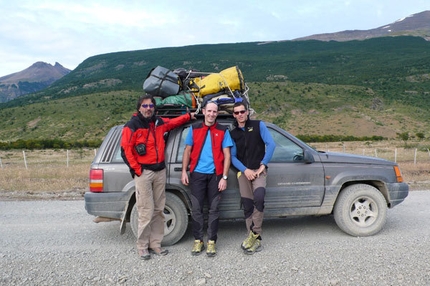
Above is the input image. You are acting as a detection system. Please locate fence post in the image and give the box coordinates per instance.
[23,150,28,169]
[67,150,69,167]
[394,148,397,163]
[414,148,417,165]
[0,157,2,168]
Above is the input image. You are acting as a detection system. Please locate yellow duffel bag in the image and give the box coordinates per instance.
[188,66,244,97]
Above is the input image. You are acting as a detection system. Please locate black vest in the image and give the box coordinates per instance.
[230,120,265,170]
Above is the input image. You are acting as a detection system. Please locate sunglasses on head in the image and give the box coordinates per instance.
[141,104,154,108]
[233,110,246,115]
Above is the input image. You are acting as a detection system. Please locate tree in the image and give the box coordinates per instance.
[416,132,425,140]
[397,132,409,146]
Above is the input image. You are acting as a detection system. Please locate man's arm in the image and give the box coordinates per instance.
[259,121,276,165]
[218,146,230,191]
[231,142,246,172]
[120,127,141,176]
[164,112,196,131]
[181,145,192,186]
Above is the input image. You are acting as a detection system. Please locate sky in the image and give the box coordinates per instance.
[0,0,429,77]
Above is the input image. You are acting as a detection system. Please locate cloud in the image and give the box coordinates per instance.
[0,0,428,76]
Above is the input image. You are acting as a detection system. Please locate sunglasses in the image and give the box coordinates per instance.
[233,110,247,115]
[141,104,154,108]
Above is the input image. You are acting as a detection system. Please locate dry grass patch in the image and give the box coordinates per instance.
[0,142,429,200]
[0,149,95,200]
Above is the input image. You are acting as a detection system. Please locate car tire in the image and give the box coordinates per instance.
[130,192,189,246]
[333,184,387,237]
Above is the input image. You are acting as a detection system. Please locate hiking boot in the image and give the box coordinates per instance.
[245,239,262,255]
[150,247,169,256]
[138,249,151,260]
[206,240,216,257]
[241,231,259,250]
[191,240,205,256]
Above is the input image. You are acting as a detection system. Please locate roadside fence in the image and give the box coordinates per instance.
[0,149,97,169]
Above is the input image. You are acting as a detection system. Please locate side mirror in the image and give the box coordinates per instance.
[303,150,315,164]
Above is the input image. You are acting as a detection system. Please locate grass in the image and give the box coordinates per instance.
[0,142,429,200]
[0,149,95,200]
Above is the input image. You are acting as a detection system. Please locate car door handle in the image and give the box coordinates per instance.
[174,167,189,172]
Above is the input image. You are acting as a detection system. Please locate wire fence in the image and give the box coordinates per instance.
[0,149,97,169]
[1,145,430,169]
[311,142,430,164]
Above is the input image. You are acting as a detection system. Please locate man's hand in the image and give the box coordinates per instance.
[218,177,227,192]
[255,164,266,178]
[244,168,257,181]
[181,172,189,186]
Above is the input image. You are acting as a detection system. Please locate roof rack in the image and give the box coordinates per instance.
[156,105,235,119]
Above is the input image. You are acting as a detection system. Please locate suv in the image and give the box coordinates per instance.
[84,116,409,245]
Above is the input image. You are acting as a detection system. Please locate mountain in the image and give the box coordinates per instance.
[0,12,430,142]
[294,10,430,42]
[0,62,70,103]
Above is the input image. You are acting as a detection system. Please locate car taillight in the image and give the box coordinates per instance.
[393,165,404,183]
[89,169,104,192]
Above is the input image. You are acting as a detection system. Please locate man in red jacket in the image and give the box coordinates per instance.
[121,94,195,260]
[181,101,233,257]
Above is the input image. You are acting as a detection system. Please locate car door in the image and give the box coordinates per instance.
[265,127,325,215]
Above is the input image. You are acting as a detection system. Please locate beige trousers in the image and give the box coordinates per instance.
[238,171,267,235]
[134,168,166,251]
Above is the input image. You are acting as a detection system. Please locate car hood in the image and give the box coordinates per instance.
[316,151,395,166]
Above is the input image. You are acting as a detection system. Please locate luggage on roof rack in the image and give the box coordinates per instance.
[142,65,253,116]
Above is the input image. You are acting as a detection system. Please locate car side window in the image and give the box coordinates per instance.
[269,128,304,163]
[176,126,190,162]
[112,144,124,163]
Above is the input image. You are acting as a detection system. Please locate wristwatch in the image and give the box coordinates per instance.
[222,175,228,180]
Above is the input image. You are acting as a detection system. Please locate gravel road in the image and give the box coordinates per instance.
[1,191,429,285]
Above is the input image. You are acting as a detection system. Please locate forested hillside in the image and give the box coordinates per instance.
[0,36,429,143]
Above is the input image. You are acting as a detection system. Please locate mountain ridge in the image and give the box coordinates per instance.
[294,10,430,41]
[0,62,70,102]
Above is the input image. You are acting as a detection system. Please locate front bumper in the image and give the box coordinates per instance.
[387,182,409,208]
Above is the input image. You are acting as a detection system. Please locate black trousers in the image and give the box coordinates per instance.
[190,172,222,242]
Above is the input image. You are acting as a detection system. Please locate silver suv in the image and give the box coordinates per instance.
[84,117,408,245]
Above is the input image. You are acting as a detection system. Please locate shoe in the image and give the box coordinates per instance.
[206,240,216,257]
[150,247,168,256]
[245,239,262,255]
[191,240,205,256]
[138,249,151,260]
[241,231,260,250]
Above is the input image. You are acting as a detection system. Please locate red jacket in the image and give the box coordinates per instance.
[121,112,191,176]
[189,122,228,176]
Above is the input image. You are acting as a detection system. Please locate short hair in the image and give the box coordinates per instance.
[136,94,156,111]
[203,100,219,110]
[233,101,248,110]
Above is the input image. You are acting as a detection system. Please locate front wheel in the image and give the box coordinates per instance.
[333,184,387,237]
[131,192,189,246]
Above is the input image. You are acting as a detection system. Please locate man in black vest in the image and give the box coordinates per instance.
[230,102,276,254]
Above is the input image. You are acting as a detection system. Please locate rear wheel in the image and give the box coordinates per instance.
[131,192,189,246]
[333,184,387,237]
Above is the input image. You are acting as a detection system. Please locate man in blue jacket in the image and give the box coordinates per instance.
[230,102,276,254]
